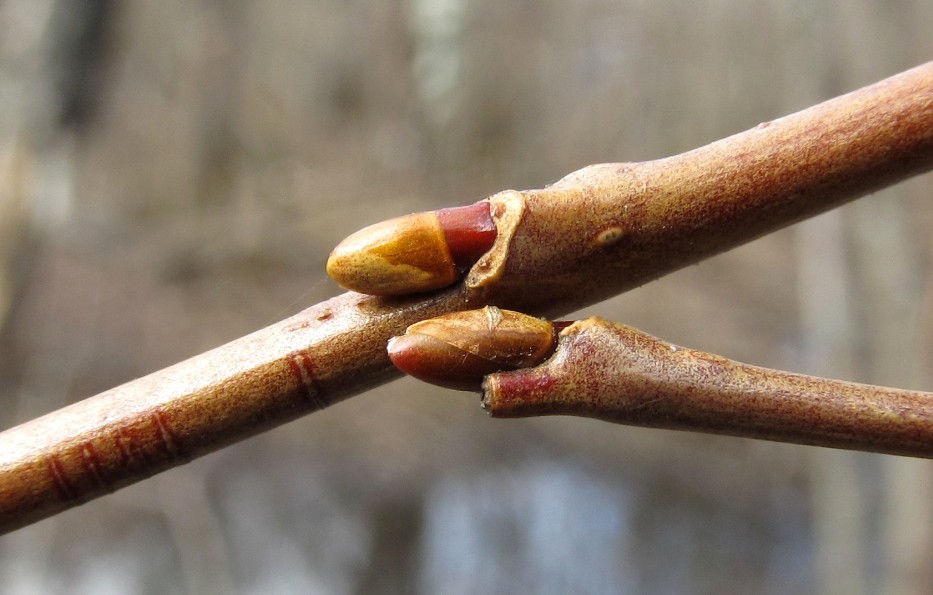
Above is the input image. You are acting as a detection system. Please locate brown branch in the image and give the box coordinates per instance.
[484,318,933,458]
[0,290,472,533]
[1,61,932,533]
[466,61,933,314]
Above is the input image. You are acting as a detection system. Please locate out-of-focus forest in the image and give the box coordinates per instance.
[1,1,932,593]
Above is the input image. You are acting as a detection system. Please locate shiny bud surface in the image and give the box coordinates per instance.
[326,203,496,296]
[326,211,457,296]
[387,306,557,391]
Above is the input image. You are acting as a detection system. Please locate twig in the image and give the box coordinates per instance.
[388,307,933,456]
[1,62,932,533]
[0,289,473,533]
[483,318,933,458]
[464,61,933,314]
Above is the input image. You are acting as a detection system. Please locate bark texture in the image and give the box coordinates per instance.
[484,318,933,458]
[468,61,933,313]
[0,289,472,532]
[1,61,932,532]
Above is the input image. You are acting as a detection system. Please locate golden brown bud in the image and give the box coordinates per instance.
[387,306,557,391]
[326,203,496,296]
[326,211,458,296]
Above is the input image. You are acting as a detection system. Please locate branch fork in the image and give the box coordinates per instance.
[2,61,933,533]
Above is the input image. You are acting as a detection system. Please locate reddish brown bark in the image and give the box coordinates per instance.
[1,61,932,533]
[466,61,933,314]
[0,289,472,533]
[484,318,933,458]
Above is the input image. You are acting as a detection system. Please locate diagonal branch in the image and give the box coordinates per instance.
[484,317,933,458]
[1,61,932,534]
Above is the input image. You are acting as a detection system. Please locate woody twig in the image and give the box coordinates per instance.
[1,61,932,534]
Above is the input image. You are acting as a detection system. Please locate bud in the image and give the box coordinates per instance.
[387,306,557,391]
[326,203,496,296]
[326,211,456,296]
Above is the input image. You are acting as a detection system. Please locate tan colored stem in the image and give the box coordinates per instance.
[1,62,932,532]
[484,318,933,458]
[468,61,933,314]
[0,289,471,533]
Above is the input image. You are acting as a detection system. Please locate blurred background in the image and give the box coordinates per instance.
[1,1,932,593]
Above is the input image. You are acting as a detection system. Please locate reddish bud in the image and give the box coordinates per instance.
[387,306,557,391]
[436,202,497,272]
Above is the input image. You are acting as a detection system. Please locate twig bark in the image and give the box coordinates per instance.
[0,289,472,533]
[1,61,932,533]
[483,318,933,458]
[466,61,933,313]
